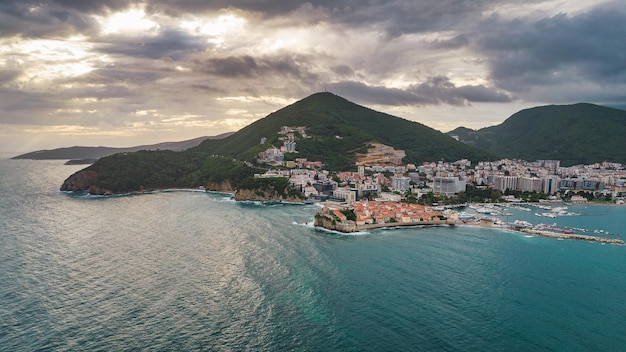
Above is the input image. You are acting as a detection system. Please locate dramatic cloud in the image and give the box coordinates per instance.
[0,0,624,155]
[474,2,626,95]
[329,77,514,106]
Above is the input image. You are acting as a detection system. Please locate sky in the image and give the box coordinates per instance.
[1,0,625,156]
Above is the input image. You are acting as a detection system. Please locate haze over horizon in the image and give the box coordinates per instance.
[1,0,625,156]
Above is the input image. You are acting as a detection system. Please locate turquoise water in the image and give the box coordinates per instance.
[1,160,625,351]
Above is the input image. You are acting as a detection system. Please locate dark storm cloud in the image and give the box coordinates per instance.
[474,2,626,92]
[331,65,355,77]
[0,69,21,84]
[453,84,515,103]
[0,1,96,37]
[50,0,133,13]
[67,82,135,100]
[142,0,541,37]
[94,30,208,60]
[329,77,514,106]
[191,54,319,82]
[0,87,63,124]
[409,76,514,105]
[143,0,341,17]
[90,66,163,85]
[328,81,421,106]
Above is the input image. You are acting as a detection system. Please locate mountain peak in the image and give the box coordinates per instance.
[195,92,495,170]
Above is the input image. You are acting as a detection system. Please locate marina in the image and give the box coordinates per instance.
[458,202,624,244]
[316,200,625,245]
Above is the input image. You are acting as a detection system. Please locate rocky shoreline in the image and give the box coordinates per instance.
[314,206,623,244]
[314,213,456,233]
[518,228,624,244]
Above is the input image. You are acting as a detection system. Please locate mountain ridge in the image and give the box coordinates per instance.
[12,133,233,160]
[447,103,626,165]
[59,94,626,195]
[193,92,495,170]
[59,92,496,195]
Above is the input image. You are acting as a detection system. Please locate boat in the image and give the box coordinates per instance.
[513,220,533,228]
[457,212,475,221]
[539,225,573,234]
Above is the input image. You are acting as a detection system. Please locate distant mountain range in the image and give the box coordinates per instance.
[59,93,626,194]
[12,133,233,161]
[447,103,626,166]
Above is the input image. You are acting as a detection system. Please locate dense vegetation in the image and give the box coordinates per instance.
[448,103,626,166]
[193,92,495,170]
[81,150,262,194]
[238,177,303,198]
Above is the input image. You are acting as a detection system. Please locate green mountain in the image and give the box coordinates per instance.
[448,103,626,166]
[195,92,494,170]
[61,92,495,195]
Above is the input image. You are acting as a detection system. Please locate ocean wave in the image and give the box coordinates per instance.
[313,226,370,236]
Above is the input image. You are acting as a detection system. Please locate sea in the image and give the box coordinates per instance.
[1,159,625,352]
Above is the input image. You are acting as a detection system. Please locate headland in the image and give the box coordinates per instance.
[314,200,624,244]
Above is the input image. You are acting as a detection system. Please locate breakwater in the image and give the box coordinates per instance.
[519,228,624,244]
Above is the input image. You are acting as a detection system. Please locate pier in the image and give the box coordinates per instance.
[519,228,624,244]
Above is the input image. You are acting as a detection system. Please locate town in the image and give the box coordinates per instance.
[254,126,626,207]
[249,125,626,243]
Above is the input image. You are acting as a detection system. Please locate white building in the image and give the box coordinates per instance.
[432,176,466,196]
[493,175,518,192]
[391,176,411,192]
[517,177,543,193]
[333,187,357,204]
[542,176,561,195]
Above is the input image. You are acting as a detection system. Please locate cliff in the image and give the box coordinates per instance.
[206,180,235,193]
[233,188,303,202]
[314,213,358,232]
[60,170,110,194]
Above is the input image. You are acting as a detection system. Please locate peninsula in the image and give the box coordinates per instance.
[314,200,452,233]
[314,200,624,244]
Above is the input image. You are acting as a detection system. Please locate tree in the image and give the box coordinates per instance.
[340,209,357,221]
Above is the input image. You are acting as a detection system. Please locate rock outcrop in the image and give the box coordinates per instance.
[233,188,303,203]
[60,170,99,192]
[205,180,235,193]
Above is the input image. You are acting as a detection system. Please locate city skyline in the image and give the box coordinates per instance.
[1,0,625,155]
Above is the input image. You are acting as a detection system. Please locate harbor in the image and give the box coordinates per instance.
[315,200,624,245]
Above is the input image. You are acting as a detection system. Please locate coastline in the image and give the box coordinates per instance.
[58,179,624,245]
[314,217,624,245]
[61,187,234,198]
[313,203,624,245]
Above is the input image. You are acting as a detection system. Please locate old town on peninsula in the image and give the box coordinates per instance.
[252,125,625,244]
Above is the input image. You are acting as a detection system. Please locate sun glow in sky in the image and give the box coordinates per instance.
[97,6,160,35]
[180,14,246,36]
[2,38,103,85]
[0,0,624,155]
